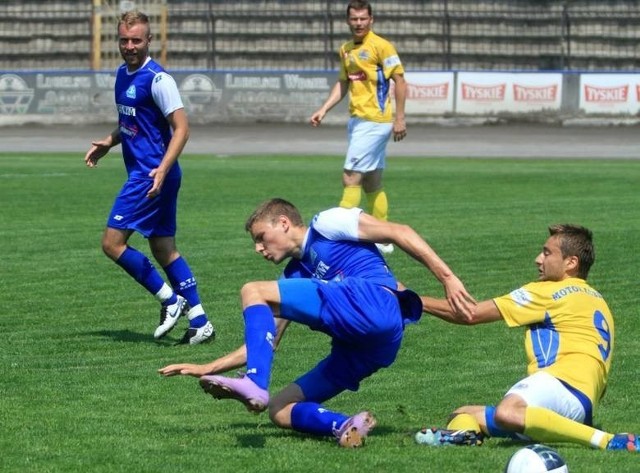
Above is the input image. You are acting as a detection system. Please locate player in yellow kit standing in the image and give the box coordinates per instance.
[310,0,406,255]
[417,224,639,453]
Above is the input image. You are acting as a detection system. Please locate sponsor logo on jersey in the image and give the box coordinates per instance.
[117,104,136,116]
[552,285,603,301]
[314,261,330,279]
[119,122,138,138]
[348,71,367,82]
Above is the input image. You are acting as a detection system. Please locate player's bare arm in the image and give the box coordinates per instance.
[147,108,189,198]
[422,296,501,325]
[391,72,407,142]
[84,128,121,167]
[310,80,348,126]
[159,344,248,378]
[159,318,291,378]
[356,212,475,319]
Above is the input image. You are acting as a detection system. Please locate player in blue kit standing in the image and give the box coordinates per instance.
[159,198,474,447]
[84,11,214,345]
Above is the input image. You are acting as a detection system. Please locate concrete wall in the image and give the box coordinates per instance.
[1,70,639,127]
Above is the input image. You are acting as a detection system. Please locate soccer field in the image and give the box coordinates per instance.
[1,152,639,472]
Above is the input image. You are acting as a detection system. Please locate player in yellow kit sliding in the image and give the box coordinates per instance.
[418,224,639,452]
[310,0,406,254]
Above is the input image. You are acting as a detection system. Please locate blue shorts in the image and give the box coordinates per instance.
[278,277,405,402]
[107,177,180,238]
[344,117,393,172]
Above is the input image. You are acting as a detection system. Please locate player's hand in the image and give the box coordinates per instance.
[442,275,476,322]
[158,363,210,377]
[84,140,111,167]
[310,110,325,127]
[393,118,407,142]
[146,168,166,198]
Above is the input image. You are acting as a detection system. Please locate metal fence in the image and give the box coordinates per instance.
[1,0,639,71]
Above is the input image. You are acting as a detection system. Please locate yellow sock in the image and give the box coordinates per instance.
[447,413,481,433]
[365,189,388,221]
[339,185,361,209]
[524,406,613,449]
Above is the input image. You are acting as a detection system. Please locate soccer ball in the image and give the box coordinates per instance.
[504,444,568,473]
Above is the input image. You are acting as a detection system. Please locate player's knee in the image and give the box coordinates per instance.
[101,238,121,261]
[241,282,259,301]
[494,404,524,431]
[240,281,272,307]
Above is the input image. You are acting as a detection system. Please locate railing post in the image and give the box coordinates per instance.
[443,0,452,70]
[91,0,102,70]
[561,2,571,70]
[159,0,167,67]
[208,0,216,70]
[324,0,333,71]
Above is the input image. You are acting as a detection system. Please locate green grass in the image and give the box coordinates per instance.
[1,152,639,472]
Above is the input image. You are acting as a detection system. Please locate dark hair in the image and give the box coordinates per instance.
[118,10,151,35]
[347,0,372,17]
[548,224,595,279]
[245,198,304,232]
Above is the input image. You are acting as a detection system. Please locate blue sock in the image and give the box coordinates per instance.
[291,402,349,437]
[116,247,166,296]
[164,256,208,327]
[244,304,276,390]
[485,405,521,439]
[164,256,201,308]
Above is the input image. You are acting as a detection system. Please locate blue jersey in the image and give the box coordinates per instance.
[114,57,183,180]
[277,207,421,399]
[282,207,397,288]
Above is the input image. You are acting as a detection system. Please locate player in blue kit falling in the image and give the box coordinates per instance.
[159,198,474,447]
[84,11,214,345]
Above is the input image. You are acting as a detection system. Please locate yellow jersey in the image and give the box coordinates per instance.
[338,31,404,123]
[493,277,614,406]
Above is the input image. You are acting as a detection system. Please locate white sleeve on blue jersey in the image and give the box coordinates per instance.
[151,71,184,117]
[312,207,362,241]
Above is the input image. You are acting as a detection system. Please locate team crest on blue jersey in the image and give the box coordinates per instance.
[126,85,136,99]
[510,288,532,307]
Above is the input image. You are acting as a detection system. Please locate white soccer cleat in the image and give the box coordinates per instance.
[154,295,187,339]
[177,321,215,345]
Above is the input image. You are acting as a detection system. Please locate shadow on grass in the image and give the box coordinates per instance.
[87,329,177,345]
[235,424,400,448]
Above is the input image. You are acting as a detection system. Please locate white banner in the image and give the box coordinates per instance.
[403,72,455,115]
[456,72,562,115]
[579,74,640,115]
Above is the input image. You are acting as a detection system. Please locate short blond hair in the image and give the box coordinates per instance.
[245,198,304,232]
[118,10,150,36]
